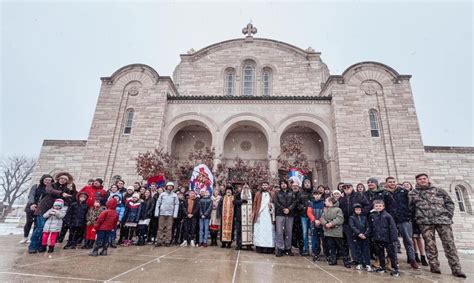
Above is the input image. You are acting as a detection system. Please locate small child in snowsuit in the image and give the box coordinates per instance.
[64,192,88,249]
[82,200,102,249]
[121,193,142,246]
[41,199,67,253]
[349,203,372,272]
[90,198,119,256]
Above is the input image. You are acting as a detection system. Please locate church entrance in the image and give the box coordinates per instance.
[170,124,212,163]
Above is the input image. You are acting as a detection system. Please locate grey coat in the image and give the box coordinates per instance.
[42,207,67,232]
[154,191,179,218]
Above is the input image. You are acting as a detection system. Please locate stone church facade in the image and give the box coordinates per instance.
[32,25,474,248]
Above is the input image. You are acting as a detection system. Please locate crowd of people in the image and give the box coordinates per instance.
[21,172,466,278]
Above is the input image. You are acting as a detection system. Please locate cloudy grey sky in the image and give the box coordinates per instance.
[1,1,472,158]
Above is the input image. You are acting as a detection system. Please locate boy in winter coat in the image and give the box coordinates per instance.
[107,190,124,248]
[82,200,102,249]
[320,197,351,268]
[64,192,89,249]
[369,199,399,277]
[41,199,67,253]
[121,193,142,246]
[198,189,212,247]
[90,198,119,256]
[349,203,372,271]
[306,191,325,262]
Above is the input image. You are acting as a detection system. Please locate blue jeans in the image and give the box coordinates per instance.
[199,218,210,244]
[28,215,46,252]
[397,221,415,261]
[96,230,112,249]
[300,216,310,252]
[354,239,370,266]
[311,227,324,256]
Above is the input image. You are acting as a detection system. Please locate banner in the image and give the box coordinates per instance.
[288,167,304,187]
[189,164,214,195]
[147,174,166,188]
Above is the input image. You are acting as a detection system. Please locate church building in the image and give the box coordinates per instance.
[31,24,474,249]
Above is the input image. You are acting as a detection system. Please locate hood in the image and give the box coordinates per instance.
[106,198,118,210]
[302,177,313,192]
[77,191,89,201]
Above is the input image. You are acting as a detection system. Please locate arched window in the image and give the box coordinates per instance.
[242,61,255,96]
[262,67,272,96]
[369,109,380,137]
[224,68,235,96]
[124,109,134,134]
[455,185,472,214]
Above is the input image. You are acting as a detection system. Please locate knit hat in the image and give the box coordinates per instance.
[166,181,174,187]
[53,199,64,208]
[367,177,379,185]
[132,192,140,199]
[353,203,362,210]
[127,186,135,192]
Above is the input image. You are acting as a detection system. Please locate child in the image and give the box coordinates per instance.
[307,191,325,262]
[82,200,102,249]
[320,196,351,268]
[198,189,212,247]
[121,193,142,246]
[181,191,199,247]
[109,194,123,248]
[64,192,89,249]
[209,189,221,246]
[349,203,372,271]
[90,198,119,256]
[41,199,67,253]
[369,199,399,276]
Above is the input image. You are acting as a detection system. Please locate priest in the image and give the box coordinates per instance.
[252,181,275,254]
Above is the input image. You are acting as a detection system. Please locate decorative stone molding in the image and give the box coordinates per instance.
[360,80,383,95]
[240,141,252,151]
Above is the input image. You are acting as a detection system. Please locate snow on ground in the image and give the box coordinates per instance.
[0,223,23,236]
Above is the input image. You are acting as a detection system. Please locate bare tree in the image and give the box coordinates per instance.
[0,156,36,221]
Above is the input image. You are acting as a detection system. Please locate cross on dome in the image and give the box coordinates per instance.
[242,23,257,37]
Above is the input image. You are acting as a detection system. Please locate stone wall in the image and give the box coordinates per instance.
[31,140,86,184]
[174,38,329,97]
[424,146,474,250]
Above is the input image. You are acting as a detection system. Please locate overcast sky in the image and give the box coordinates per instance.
[1,1,472,158]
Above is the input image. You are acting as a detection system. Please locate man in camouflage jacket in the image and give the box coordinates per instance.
[408,173,466,278]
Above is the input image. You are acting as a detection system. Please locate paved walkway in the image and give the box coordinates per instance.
[0,236,471,282]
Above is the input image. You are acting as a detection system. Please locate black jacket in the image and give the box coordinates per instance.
[275,189,296,217]
[233,193,248,222]
[365,188,395,216]
[66,201,88,227]
[339,192,370,224]
[369,210,398,243]
[391,186,411,224]
[349,214,370,239]
[183,198,200,218]
[297,188,312,217]
[139,198,155,220]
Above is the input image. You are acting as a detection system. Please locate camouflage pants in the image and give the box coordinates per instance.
[420,224,462,273]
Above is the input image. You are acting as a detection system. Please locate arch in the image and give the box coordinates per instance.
[219,113,274,145]
[450,181,473,214]
[342,61,401,82]
[162,113,218,151]
[101,63,160,85]
[275,114,334,155]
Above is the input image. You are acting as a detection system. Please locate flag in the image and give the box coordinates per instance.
[288,167,305,187]
[147,174,166,188]
[189,164,214,195]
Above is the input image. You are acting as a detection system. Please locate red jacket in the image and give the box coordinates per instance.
[79,185,107,208]
[94,198,119,231]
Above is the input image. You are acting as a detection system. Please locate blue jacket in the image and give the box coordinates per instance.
[369,210,398,243]
[391,186,411,223]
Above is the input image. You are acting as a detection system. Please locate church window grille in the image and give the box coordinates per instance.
[225,69,235,96]
[242,62,255,96]
[124,109,134,134]
[369,109,380,137]
[262,68,272,96]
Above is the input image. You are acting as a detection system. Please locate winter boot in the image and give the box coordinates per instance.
[89,240,95,249]
[47,246,55,253]
[38,245,47,253]
[81,240,90,249]
[415,253,421,263]
[285,249,294,256]
[328,256,337,266]
[89,246,99,257]
[276,249,284,257]
[110,240,117,249]
[99,246,108,256]
[421,255,429,266]
[343,258,352,268]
